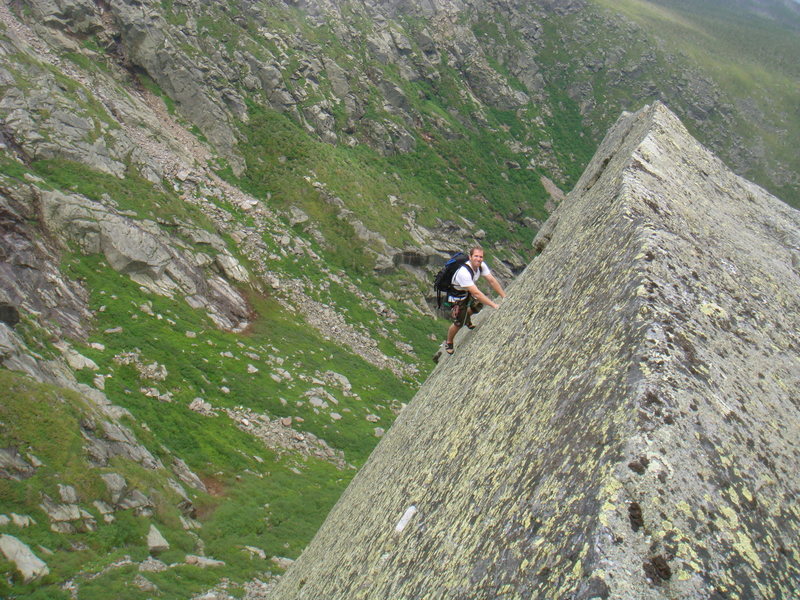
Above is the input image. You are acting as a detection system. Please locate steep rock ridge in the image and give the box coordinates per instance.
[1,0,798,593]
[271,103,800,598]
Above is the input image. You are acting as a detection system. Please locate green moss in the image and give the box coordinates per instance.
[202,463,352,561]
[0,372,174,592]
[0,372,93,505]
[0,156,29,179]
[59,250,420,465]
[62,51,111,76]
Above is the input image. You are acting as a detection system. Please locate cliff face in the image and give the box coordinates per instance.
[272,103,800,599]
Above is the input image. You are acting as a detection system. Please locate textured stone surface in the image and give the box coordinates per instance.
[0,447,35,480]
[108,0,245,174]
[271,103,800,599]
[24,0,101,34]
[147,524,169,554]
[0,534,49,583]
[0,184,92,339]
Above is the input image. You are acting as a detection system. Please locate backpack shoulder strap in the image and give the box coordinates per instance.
[456,263,474,281]
[450,262,474,288]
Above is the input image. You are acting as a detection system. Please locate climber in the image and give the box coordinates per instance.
[443,246,505,355]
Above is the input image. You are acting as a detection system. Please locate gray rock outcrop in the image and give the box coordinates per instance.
[108,0,245,174]
[146,524,169,554]
[40,189,250,332]
[0,447,36,480]
[100,472,155,514]
[39,493,96,533]
[82,419,163,471]
[270,103,800,598]
[0,534,49,583]
[0,183,92,339]
[24,0,101,34]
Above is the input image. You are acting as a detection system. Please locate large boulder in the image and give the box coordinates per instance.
[39,190,249,331]
[147,524,169,554]
[0,534,49,583]
[270,103,800,599]
[40,190,171,279]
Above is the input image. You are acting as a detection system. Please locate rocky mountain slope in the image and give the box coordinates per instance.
[273,102,800,600]
[1,0,798,597]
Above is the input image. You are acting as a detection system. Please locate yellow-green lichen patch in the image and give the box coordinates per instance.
[733,531,763,570]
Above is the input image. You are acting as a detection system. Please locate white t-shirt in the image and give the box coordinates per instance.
[449,262,491,300]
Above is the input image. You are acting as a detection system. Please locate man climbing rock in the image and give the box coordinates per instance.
[444,247,505,355]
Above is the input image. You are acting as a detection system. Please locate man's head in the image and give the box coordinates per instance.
[468,246,484,270]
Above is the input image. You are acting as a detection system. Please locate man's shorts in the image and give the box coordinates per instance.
[449,296,483,325]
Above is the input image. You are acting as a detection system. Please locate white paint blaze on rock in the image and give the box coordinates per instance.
[0,534,49,583]
[394,505,417,533]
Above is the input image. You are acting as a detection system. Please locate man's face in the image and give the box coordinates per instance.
[469,250,484,270]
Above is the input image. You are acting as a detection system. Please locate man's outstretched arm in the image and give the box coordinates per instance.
[465,284,499,309]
